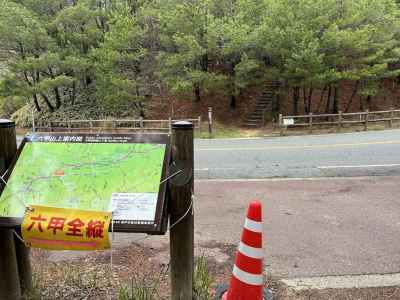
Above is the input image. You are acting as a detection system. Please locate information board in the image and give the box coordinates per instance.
[0,133,170,233]
[283,118,295,126]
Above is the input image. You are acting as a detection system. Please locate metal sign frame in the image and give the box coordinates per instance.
[0,133,171,234]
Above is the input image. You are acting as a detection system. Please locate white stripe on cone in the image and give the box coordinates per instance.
[244,218,263,233]
[232,265,264,286]
[238,241,264,259]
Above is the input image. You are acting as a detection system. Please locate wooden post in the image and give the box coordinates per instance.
[364,109,369,131]
[0,119,22,299]
[14,227,32,294]
[170,121,194,300]
[262,110,266,127]
[279,114,284,136]
[198,116,202,135]
[390,107,394,128]
[338,111,342,132]
[309,113,313,133]
[139,117,144,133]
[168,117,172,135]
[208,107,213,138]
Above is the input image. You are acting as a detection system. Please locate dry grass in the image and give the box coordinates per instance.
[27,244,400,300]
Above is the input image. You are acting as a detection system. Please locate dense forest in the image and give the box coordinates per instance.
[0,0,400,123]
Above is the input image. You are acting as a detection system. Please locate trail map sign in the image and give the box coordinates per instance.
[0,133,170,233]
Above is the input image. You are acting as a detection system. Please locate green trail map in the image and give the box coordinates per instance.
[0,140,166,219]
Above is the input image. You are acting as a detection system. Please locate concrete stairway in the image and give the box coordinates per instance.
[243,81,279,128]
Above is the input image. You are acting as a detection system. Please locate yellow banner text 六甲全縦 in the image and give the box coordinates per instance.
[22,205,111,251]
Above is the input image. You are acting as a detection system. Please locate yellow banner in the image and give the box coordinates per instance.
[22,205,111,251]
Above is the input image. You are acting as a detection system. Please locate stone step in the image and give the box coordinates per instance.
[247,118,263,123]
[257,101,272,105]
[254,110,269,113]
[247,114,263,119]
[255,106,272,110]
[249,117,263,121]
[244,124,261,128]
[244,120,262,125]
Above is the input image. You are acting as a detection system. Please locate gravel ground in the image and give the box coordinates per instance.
[30,243,400,300]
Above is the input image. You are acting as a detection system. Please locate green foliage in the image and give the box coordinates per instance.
[193,256,213,300]
[0,96,25,118]
[0,0,400,120]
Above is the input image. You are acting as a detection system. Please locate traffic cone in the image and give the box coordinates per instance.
[220,200,270,300]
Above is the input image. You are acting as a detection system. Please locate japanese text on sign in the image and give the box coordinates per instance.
[22,205,111,251]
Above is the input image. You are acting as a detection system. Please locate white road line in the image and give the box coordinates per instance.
[281,273,400,291]
[195,176,386,183]
[195,140,400,152]
[194,167,237,171]
[196,137,263,141]
[318,163,400,169]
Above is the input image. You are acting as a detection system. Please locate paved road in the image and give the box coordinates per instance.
[193,177,400,278]
[195,129,400,179]
[18,129,400,179]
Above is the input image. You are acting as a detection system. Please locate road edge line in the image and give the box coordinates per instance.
[281,273,400,290]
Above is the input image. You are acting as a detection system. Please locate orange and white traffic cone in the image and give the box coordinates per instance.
[218,200,272,300]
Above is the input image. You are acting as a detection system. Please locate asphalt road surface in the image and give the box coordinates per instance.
[195,129,400,179]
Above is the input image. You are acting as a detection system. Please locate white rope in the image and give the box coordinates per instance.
[12,229,25,245]
[169,193,194,230]
[159,169,183,185]
[110,211,115,272]
[0,168,9,185]
[0,175,6,186]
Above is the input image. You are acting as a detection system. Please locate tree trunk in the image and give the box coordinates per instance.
[307,88,314,113]
[332,86,339,114]
[303,87,308,114]
[47,68,62,109]
[230,95,236,110]
[40,93,54,112]
[229,61,236,110]
[54,88,62,109]
[345,81,359,113]
[32,94,41,112]
[70,81,76,105]
[325,85,332,113]
[360,95,364,111]
[316,85,327,113]
[194,84,201,102]
[201,54,208,73]
[85,76,92,87]
[275,93,281,114]
[366,95,372,110]
[293,87,300,115]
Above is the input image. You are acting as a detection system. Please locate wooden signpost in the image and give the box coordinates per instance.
[0,119,32,298]
[0,120,195,299]
[170,121,194,300]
